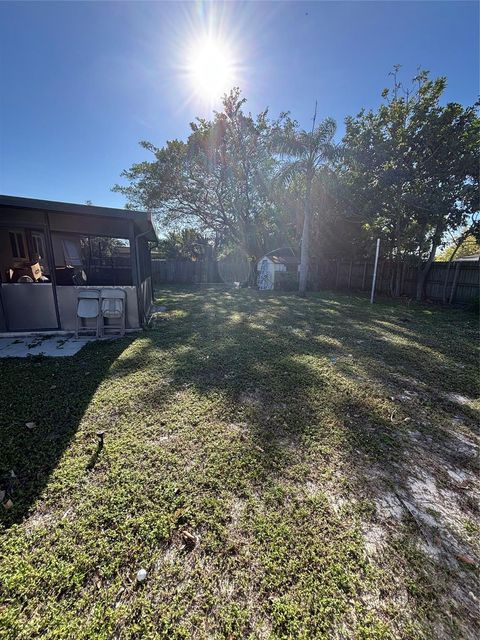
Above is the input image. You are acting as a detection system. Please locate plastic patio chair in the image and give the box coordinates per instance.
[75,289,100,338]
[100,288,126,337]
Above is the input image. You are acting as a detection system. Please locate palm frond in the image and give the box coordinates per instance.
[310,119,337,153]
[272,131,309,159]
[275,159,306,186]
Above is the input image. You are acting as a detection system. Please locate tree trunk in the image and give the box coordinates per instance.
[442,235,465,303]
[416,239,440,301]
[298,174,312,297]
[389,262,395,297]
[415,225,444,301]
[388,233,404,297]
[416,260,431,301]
[361,261,367,290]
[393,254,403,297]
[442,262,451,304]
[449,262,461,304]
[400,259,407,295]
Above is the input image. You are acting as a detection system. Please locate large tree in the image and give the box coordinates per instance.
[273,106,337,295]
[340,69,479,299]
[114,90,280,267]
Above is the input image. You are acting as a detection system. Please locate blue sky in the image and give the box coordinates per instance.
[0,1,478,208]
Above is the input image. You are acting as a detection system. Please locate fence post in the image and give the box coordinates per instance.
[449,262,461,304]
[400,260,407,296]
[348,261,353,289]
[335,261,339,289]
[362,262,367,290]
[442,262,452,304]
[378,260,385,293]
[370,239,381,304]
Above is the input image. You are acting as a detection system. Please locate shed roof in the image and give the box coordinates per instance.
[0,195,158,242]
[259,247,299,266]
[268,255,300,265]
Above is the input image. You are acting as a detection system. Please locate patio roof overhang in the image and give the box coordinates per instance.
[0,195,158,242]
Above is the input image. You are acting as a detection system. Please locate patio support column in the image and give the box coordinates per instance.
[129,221,143,327]
[44,212,61,330]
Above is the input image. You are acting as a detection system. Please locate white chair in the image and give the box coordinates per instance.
[76,289,100,338]
[100,288,126,337]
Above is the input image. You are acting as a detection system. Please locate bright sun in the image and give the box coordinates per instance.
[186,37,236,102]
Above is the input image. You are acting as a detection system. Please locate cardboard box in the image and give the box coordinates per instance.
[11,262,42,282]
[29,262,42,281]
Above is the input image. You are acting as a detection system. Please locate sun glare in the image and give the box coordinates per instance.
[186,37,236,102]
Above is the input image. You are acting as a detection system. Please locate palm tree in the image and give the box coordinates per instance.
[275,105,336,295]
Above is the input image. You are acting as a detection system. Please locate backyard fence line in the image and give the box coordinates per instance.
[151,258,221,285]
[151,254,253,285]
[317,259,479,305]
[152,257,480,306]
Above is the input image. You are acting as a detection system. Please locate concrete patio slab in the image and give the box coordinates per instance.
[0,335,95,358]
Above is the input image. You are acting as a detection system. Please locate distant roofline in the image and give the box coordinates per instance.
[453,253,480,262]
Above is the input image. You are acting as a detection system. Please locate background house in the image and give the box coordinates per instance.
[453,254,480,262]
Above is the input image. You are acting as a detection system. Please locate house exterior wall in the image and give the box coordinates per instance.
[56,286,140,331]
[0,284,58,331]
[0,285,141,333]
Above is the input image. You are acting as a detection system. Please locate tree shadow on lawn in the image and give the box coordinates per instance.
[140,286,480,632]
[147,285,478,475]
[0,295,201,532]
[0,338,134,530]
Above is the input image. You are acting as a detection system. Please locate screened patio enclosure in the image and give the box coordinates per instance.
[0,196,158,334]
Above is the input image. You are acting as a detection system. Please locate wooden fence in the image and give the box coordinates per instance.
[151,259,220,284]
[152,255,252,286]
[152,257,479,305]
[319,259,479,304]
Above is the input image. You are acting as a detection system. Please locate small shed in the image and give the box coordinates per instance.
[257,249,299,290]
[0,195,158,334]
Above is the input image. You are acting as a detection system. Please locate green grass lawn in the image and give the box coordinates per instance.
[0,287,478,640]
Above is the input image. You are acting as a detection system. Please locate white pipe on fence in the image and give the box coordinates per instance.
[370,239,381,304]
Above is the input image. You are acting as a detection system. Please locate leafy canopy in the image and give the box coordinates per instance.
[340,69,479,261]
[114,89,280,257]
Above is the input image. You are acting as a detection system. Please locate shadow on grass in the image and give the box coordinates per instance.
[0,339,133,529]
[135,286,479,628]
[131,285,479,488]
